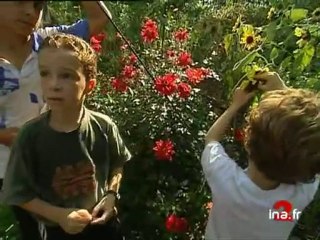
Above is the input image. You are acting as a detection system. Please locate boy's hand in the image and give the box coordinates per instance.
[231,88,256,110]
[91,194,117,225]
[254,71,288,91]
[58,209,92,235]
[0,127,19,147]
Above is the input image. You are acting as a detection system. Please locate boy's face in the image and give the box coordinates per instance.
[0,1,43,36]
[38,48,96,111]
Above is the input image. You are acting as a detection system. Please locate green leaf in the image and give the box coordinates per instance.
[232,50,259,73]
[301,43,315,66]
[224,70,235,93]
[288,8,308,22]
[279,56,292,71]
[264,21,277,42]
[223,34,234,55]
[293,42,315,73]
[308,25,320,38]
[270,47,279,60]
[316,44,320,58]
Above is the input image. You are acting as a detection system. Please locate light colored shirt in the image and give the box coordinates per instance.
[0,20,90,178]
[201,141,319,240]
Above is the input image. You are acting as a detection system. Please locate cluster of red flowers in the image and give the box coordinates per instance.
[110,18,215,96]
[154,66,211,98]
[97,19,221,235]
[154,73,196,99]
[110,47,140,93]
[90,32,106,53]
[165,214,189,233]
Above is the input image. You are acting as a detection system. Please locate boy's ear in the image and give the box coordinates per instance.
[86,79,97,94]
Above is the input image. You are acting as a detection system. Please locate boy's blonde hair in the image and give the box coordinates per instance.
[39,33,97,81]
[245,88,320,184]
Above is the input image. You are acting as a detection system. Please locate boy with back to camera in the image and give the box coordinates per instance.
[201,72,320,239]
[3,33,131,240]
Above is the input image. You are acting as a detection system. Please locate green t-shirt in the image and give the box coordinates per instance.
[2,107,131,225]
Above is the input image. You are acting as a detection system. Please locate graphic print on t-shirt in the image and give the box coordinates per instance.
[0,67,19,97]
[52,160,97,200]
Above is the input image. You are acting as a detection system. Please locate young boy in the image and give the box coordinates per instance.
[2,33,131,240]
[201,72,320,239]
[0,2,111,239]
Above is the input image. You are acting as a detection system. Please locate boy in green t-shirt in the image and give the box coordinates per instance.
[2,33,131,240]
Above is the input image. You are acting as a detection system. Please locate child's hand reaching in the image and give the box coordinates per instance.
[58,209,92,235]
[231,88,256,110]
[254,71,288,91]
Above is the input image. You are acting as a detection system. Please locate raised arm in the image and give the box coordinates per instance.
[205,88,256,145]
[37,1,112,41]
[79,1,112,36]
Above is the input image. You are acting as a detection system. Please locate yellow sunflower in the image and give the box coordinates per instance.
[240,25,261,50]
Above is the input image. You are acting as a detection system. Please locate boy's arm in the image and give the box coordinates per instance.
[205,105,240,145]
[3,130,37,205]
[107,167,123,193]
[106,122,131,191]
[80,1,111,36]
[201,89,255,193]
[37,2,111,41]
[20,198,68,224]
[90,121,130,224]
[1,129,67,225]
[205,88,255,145]
[0,128,19,147]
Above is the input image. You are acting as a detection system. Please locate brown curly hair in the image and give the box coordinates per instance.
[39,33,97,81]
[244,88,320,184]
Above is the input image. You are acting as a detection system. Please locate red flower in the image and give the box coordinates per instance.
[121,65,137,79]
[185,67,206,84]
[234,128,245,142]
[153,139,175,161]
[90,32,106,53]
[177,52,192,67]
[154,73,177,96]
[141,18,159,43]
[111,78,128,93]
[129,54,138,64]
[91,32,105,43]
[91,44,102,53]
[165,214,189,233]
[174,28,189,42]
[177,83,191,99]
